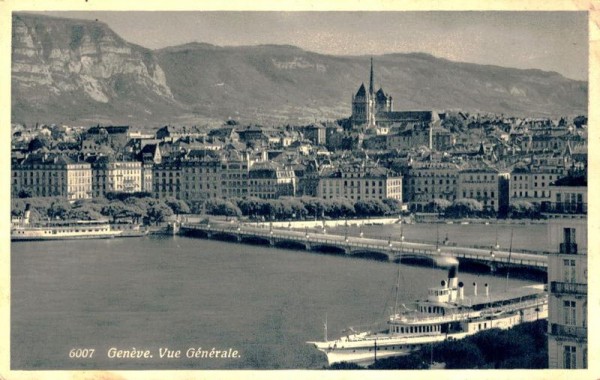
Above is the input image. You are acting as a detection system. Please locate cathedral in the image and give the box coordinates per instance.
[351,58,392,127]
[351,58,438,128]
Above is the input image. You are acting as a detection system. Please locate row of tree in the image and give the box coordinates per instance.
[11,195,176,225]
[11,193,544,225]
[423,198,541,219]
[11,195,405,225]
[197,196,405,220]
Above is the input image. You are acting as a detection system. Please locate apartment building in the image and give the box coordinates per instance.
[87,156,142,197]
[317,163,402,202]
[248,161,296,199]
[547,216,587,368]
[509,167,560,205]
[12,153,92,200]
[405,161,460,210]
[457,165,499,212]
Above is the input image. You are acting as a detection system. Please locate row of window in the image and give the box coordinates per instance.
[391,324,440,334]
[323,188,384,195]
[412,179,456,185]
[513,191,548,198]
[462,191,496,198]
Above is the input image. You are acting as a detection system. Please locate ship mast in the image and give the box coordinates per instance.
[394,222,403,316]
[505,227,514,291]
[324,313,328,341]
[436,224,439,252]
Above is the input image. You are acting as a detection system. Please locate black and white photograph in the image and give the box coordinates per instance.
[4,1,595,378]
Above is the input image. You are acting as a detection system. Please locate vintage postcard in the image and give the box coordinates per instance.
[1,1,596,379]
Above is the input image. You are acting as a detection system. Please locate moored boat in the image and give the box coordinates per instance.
[11,205,121,241]
[307,263,548,366]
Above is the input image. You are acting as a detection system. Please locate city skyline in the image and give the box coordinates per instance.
[31,11,589,81]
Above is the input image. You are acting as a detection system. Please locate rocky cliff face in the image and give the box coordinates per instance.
[12,13,179,125]
[11,13,588,126]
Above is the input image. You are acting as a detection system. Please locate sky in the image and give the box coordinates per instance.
[37,11,589,81]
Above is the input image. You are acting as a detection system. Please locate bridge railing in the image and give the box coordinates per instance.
[181,224,547,268]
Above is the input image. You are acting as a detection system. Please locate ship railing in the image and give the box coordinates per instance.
[390,311,481,324]
[390,297,547,324]
[465,298,547,319]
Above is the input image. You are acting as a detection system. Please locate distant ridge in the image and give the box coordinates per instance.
[12,13,587,126]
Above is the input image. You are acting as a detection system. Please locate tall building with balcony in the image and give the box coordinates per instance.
[86,156,142,197]
[405,160,460,211]
[509,166,560,205]
[457,164,500,212]
[248,161,296,199]
[547,181,587,369]
[542,175,587,217]
[317,162,402,201]
[12,153,92,200]
[153,161,182,199]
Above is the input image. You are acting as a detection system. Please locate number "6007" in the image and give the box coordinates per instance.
[69,348,95,358]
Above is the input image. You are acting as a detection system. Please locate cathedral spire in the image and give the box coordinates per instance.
[369,57,374,95]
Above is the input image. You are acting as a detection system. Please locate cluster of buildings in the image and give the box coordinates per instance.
[11,61,587,219]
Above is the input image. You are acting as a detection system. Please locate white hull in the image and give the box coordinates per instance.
[11,225,121,241]
[310,301,548,366]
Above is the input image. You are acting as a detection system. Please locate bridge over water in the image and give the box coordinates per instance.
[179,222,547,273]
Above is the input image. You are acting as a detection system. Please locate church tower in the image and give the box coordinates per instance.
[369,57,374,95]
[351,58,392,128]
[366,57,376,127]
[352,58,377,127]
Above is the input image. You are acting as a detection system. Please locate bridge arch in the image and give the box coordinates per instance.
[240,235,271,245]
[210,232,240,242]
[349,250,390,261]
[181,228,209,238]
[274,240,307,250]
[310,244,347,255]
[396,254,437,267]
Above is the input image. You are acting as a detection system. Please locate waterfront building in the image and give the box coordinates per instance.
[405,160,460,211]
[543,175,587,217]
[141,162,153,194]
[456,164,499,212]
[248,161,296,199]
[317,162,402,202]
[218,151,249,199]
[86,156,142,197]
[179,158,221,201]
[509,166,561,206]
[547,198,587,368]
[12,153,92,200]
[152,161,182,199]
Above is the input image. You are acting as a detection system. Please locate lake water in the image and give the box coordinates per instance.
[11,232,540,370]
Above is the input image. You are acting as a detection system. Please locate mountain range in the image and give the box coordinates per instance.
[11,13,588,127]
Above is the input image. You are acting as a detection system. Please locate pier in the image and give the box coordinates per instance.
[180,222,547,272]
